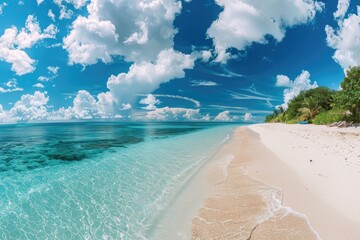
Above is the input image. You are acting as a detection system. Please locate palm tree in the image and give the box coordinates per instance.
[298,97,321,121]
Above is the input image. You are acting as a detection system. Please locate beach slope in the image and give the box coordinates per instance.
[192,124,360,240]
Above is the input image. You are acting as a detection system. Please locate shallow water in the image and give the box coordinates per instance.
[0,122,236,239]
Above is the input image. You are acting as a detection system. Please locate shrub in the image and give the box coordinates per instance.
[313,111,344,125]
[286,119,298,124]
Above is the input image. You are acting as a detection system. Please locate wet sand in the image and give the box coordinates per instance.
[192,127,318,239]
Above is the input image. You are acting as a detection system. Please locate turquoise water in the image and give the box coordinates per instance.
[0,122,237,239]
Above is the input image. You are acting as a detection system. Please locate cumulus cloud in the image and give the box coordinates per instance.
[276,70,318,109]
[214,110,238,121]
[52,0,88,20]
[63,0,182,65]
[139,94,160,110]
[62,1,199,119]
[48,90,116,120]
[0,15,58,75]
[38,66,60,82]
[1,49,194,123]
[48,10,56,21]
[275,74,291,87]
[208,0,324,63]
[243,112,253,121]
[70,90,100,118]
[200,50,212,62]
[325,6,360,71]
[333,0,350,20]
[55,0,88,9]
[7,91,49,122]
[107,49,195,106]
[144,107,209,121]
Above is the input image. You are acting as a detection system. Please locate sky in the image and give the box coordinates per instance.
[0,0,359,123]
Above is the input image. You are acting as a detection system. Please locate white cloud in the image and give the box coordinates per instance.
[276,70,318,109]
[0,79,24,93]
[37,0,44,5]
[8,91,49,122]
[0,2,7,14]
[208,0,324,63]
[191,80,218,87]
[48,9,56,21]
[243,112,253,121]
[325,6,360,71]
[107,49,195,106]
[38,76,50,82]
[275,74,291,87]
[59,5,73,19]
[147,94,201,107]
[52,0,88,19]
[0,49,194,122]
[139,94,160,110]
[334,0,350,20]
[33,83,45,88]
[15,15,58,49]
[47,66,59,75]
[55,0,88,9]
[49,90,116,120]
[144,107,209,121]
[63,15,118,65]
[230,92,275,101]
[0,15,58,75]
[63,0,182,65]
[0,104,8,122]
[201,50,212,62]
[214,110,238,121]
[62,0,199,120]
[38,66,60,82]
[70,90,99,119]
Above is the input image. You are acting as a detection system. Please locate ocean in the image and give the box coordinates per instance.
[0,122,237,239]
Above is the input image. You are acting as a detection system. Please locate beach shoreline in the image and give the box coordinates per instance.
[191,124,360,239]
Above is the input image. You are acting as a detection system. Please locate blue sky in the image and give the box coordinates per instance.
[0,0,359,123]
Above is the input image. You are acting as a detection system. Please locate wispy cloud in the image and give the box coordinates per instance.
[191,80,219,87]
[245,84,274,98]
[230,92,274,101]
[198,65,244,78]
[138,94,201,107]
[207,104,272,115]
[229,84,280,103]
[208,105,248,111]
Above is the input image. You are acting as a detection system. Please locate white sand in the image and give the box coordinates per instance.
[192,127,318,240]
[249,123,360,240]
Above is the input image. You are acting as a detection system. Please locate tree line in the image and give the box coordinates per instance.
[265,66,360,125]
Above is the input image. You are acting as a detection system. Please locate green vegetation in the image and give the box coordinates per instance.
[312,110,344,125]
[265,66,360,125]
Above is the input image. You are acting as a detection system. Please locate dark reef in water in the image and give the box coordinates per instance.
[0,122,217,173]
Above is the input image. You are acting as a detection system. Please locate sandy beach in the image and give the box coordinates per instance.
[192,124,360,240]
